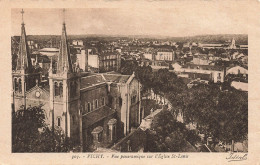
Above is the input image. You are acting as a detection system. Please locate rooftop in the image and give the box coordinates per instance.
[82,106,116,129]
[103,73,131,83]
[39,48,59,52]
[182,64,223,71]
[80,74,106,89]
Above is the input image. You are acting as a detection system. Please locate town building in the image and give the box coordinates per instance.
[88,54,99,71]
[155,49,174,61]
[98,51,121,72]
[192,54,210,65]
[178,64,225,83]
[72,40,84,46]
[198,43,223,49]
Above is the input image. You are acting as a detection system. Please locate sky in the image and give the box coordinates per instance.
[11,4,248,37]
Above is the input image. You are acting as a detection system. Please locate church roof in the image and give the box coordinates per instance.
[56,23,73,74]
[102,74,131,83]
[80,73,133,90]
[80,74,106,89]
[82,106,116,129]
[16,22,32,72]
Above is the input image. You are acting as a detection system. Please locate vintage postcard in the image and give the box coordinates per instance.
[0,0,260,164]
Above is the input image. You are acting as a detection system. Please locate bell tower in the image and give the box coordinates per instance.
[48,9,81,143]
[12,9,41,111]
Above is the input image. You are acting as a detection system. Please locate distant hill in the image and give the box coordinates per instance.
[169,34,248,45]
[12,34,248,45]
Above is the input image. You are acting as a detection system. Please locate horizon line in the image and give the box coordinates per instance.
[12,33,248,38]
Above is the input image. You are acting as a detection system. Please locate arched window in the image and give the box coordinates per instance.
[14,78,18,92]
[102,97,105,106]
[59,82,63,97]
[88,102,91,112]
[119,97,122,107]
[98,133,102,142]
[54,82,59,96]
[74,81,78,96]
[95,99,98,109]
[70,81,73,97]
[70,81,76,97]
[18,79,22,93]
[57,117,61,127]
[84,101,88,114]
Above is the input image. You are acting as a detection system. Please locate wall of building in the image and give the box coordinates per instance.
[88,55,99,69]
[181,68,224,83]
[80,84,108,114]
[155,52,174,61]
[111,127,147,152]
[99,53,121,72]
[128,78,141,128]
[143,53,153,60]
[82,114,116,151]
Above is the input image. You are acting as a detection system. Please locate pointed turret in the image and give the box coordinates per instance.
[56,14,73,74]
[16,9,32,72]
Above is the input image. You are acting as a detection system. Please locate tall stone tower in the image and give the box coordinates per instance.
[12,9,41,111]
[48,10,81,143]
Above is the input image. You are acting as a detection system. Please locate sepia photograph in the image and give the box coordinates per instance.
[11,6,248,154]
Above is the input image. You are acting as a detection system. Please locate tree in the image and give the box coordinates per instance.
[168,83,248,145]
[12,105,71,152]
[146,110,199,152]
[135,65,153,92]
[120,59,138,75]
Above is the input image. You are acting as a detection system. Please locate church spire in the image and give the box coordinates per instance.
[16,9,32,72]
[56,9,72,74]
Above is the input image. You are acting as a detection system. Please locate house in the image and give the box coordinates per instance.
[171,62,182,72]
[179,64,225,83]
[192,54,210,65]
[155,49,174,61]
[99,51,121,72]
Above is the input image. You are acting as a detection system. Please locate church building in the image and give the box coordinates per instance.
[12,10,142,151]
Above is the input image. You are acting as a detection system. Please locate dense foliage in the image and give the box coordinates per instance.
[12,105,71,152]
[146,110,200,152]
[168,84,248,143]
[121,60,248,145]
[120,59,186,95]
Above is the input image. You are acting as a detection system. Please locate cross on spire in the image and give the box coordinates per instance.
[62,8,66,25]
[21,9,25,25]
